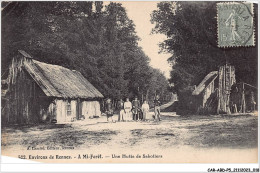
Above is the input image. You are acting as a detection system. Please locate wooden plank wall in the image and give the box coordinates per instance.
[217,65,236,114]
[81,101,101,118]
[4,58,55,124]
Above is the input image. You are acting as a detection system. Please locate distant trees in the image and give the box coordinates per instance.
[151,2,257,113]
[2,1,170,103]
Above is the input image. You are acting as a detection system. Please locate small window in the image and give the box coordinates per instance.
[67,101,71,116]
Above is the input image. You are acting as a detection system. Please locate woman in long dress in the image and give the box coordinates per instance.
[141,100,149,121]
[124,98,132,121]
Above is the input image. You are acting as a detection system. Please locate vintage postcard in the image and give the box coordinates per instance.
[1,1,258,167]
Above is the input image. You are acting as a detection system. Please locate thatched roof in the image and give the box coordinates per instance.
[19,51,103,99]
[192,71,218,96]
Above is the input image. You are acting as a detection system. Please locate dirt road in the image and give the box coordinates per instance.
[1,113,258,163]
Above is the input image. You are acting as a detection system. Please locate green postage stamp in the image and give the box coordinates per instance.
[217,2,254,47]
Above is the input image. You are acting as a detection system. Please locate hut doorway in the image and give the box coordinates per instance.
[76,99,82,120]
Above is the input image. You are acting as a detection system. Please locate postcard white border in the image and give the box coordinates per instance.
[1,0,259,172]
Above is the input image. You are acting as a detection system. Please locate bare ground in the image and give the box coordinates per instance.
[2,113,258,151]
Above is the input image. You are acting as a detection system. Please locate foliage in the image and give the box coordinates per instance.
[151,2,258,90]
[151,2,258,113]
[2,1,170,103]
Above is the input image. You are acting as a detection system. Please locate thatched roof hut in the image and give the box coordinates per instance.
[192,71,218,114]
[191,65,236,115]
[3,50,104,124]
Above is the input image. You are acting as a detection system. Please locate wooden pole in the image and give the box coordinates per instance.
[242,82,246,113]
[223,64,226,113]
[226,65,231,114]
[217,66,221,114]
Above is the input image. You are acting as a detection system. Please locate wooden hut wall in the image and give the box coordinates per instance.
[6,68,53,124]
[217,65,236,114]
[81,101,101,118]
[56,100,65,123]
[69,100,77,121]
[56,99,77,123]
[45,101,57,122]
[3,57,58,125]
[202,80,215,108]
[193,80,216,114]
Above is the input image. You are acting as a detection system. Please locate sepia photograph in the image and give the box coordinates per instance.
[1,0,258,167]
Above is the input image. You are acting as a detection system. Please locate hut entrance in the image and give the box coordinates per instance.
[230,82,257,114]
[76,99,82,120]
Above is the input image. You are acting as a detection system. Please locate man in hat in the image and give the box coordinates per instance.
[132,96,141,121]
[117,99,125,121]
[105,98,114,122]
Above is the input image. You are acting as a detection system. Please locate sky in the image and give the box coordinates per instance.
[108,1,172,79]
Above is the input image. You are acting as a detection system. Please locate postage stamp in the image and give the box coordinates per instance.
[217,2,255,47]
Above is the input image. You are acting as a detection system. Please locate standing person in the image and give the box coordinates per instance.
[141,100,149,121]
[117,99,125,122]
[154,95,161,121]
[132,96,141,121]
[250,91,256,112]
[124,98,132,121]
[105,98,114,122]
[230,85,239,113]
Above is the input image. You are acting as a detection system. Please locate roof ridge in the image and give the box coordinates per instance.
[18,51,103,98]
[32,59,79,72]
[17,50,80,73]
[192,71,218,96]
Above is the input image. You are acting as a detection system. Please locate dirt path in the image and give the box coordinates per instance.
[1,114,258,163]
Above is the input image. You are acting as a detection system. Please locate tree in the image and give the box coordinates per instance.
[151,2,257,114]
[151,2,257,106]
[151,2,257,90]
[2,1,171,104]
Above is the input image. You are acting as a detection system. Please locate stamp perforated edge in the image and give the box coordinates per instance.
[217,2,255,48]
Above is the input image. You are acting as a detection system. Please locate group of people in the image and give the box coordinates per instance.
[105,96,162,122]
